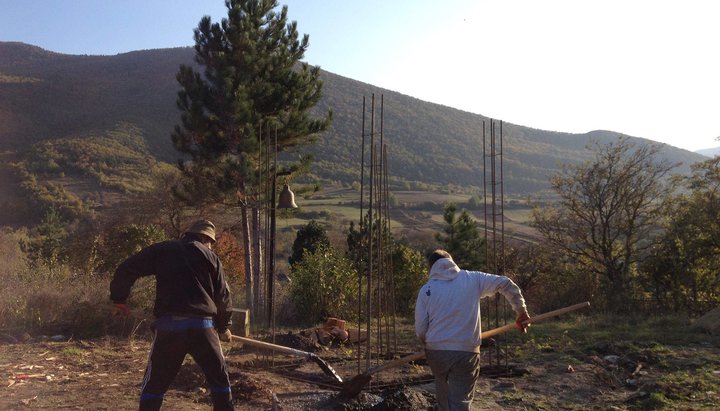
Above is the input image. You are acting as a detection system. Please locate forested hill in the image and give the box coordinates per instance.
[0,42,706,196]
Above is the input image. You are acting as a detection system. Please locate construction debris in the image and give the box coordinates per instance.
[271,332,323,352]
[295,317,362,347]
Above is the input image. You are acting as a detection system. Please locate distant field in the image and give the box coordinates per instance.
[392,190,470,205]
[278,185,539,246]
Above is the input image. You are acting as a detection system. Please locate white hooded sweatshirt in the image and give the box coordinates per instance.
[414,258,527,353]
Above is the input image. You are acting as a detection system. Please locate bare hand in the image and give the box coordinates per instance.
[218,329,232,342]
[516,311,531,334]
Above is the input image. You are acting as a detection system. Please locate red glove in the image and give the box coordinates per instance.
[516,311,531,334]
[111,303,130,317]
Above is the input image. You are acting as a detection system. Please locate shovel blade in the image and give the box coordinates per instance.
[339,373,372,398]
[309,354,344,384]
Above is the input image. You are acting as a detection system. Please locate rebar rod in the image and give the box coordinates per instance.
[357,96,366,375]
[499,121,508,369]
[377,95,385,358]
[500,121,505,276]
[383,144,397,354]
[366,94,375,370]
[269,126,278,341]
[373,145,384,362]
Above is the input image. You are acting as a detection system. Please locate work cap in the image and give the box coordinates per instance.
[184,219,216,243]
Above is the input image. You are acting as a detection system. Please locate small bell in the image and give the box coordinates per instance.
[278,183,298,209]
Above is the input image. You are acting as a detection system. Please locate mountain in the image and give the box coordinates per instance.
[0,42,708,214]
[696,146,720,157]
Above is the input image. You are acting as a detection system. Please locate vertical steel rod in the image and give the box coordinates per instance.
[268,127,277,335]
[377,95,385,359]
[373,144,382,362]
[383,143,397,354]
[357,96,366,374]
[482,121,490,351]
[366,94,375,369]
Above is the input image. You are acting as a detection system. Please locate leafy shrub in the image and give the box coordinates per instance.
[23,207,68,272]
[391,243,428,315]
[214,231,246,304]
[290,244,358,324]
[0,237,153,337]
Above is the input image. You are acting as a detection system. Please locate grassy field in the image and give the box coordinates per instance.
[278,185,539,248]
[506,313,720,410]
[270,311,720,410]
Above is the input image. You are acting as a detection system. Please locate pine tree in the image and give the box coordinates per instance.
[172,0,331,312]
[289,220,330,267]
[436,203,486,270]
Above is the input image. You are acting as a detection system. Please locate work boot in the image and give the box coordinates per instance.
[138,398,163,411]
[211,392,234,411]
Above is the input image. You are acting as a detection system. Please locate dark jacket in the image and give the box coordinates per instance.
[110,238,232,331]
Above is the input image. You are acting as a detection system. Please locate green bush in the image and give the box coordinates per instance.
[290,244,358,324]
[391,243,428,315]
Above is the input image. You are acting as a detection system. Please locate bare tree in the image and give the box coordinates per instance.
[533,138,677,310]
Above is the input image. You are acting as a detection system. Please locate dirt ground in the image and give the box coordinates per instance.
[1,333,719,410]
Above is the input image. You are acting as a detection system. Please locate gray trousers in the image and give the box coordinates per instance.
[425,349,480,411]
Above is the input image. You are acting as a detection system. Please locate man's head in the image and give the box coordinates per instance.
[183,219,217,246]
[427,249,452,270]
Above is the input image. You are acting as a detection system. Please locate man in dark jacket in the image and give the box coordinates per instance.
[110,220,234,411]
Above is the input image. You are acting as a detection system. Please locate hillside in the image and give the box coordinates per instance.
[0,42,707,206]
[3,122,167,223]
[696,146,720,157]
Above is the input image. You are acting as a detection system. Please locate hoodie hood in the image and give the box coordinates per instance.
[429,257,461,281]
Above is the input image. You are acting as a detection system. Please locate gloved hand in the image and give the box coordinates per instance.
[218,328,232,342]
[516,311,531,334]
[111,303,130,317]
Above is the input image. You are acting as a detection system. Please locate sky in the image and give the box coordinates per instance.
[1,0,718,152]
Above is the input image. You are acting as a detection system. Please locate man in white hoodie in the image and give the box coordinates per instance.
[415,249,530,411]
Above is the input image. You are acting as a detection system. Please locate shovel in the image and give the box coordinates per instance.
[340,301,590,398]
[230,334,344,384]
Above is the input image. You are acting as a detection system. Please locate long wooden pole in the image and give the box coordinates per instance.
[365,301,590,377]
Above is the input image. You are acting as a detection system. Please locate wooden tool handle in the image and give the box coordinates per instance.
[373,301,591,374]
[366,351,426,376]
[480,301,590,339]
[231,334,312,358]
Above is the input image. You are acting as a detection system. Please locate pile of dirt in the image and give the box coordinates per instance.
[169,363,204,391]
[230,372,272,402]
[371,387,434,410]
[270,332,324,352]
[308,392,383,411]
[280,384,433,410]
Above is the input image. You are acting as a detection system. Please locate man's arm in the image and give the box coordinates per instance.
[477,272,529,317]
[109,245,157,303]
[494,276,531,333]
[496,277,528,316]
[213,260,232,332]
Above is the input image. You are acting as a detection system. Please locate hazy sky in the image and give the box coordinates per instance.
[1,0,718,152]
